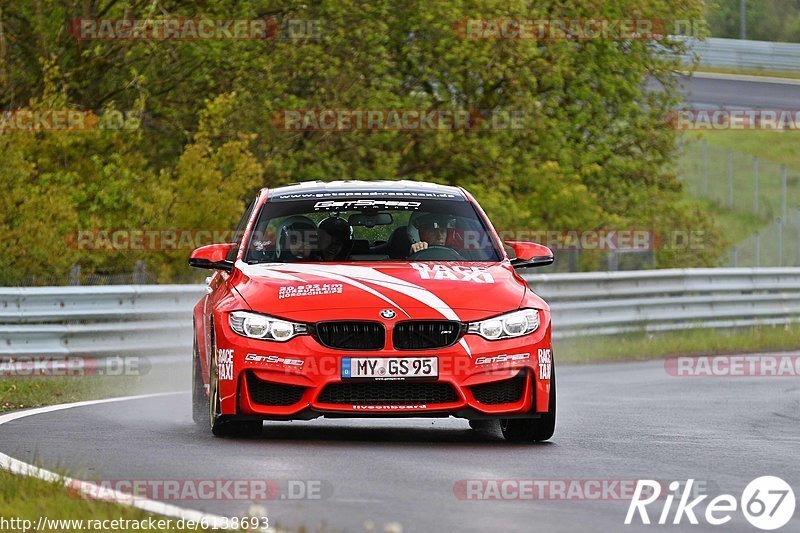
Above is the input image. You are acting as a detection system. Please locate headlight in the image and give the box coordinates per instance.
[228,311,307,342]
[467,309,539,340]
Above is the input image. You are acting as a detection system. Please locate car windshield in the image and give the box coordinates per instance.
[244,197,502,263]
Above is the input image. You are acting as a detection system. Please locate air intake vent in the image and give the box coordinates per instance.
[470,372,526,405]
[318,380,459,405]
[246,373,306,406]
[393,321,463,350]
[315,321,385,350]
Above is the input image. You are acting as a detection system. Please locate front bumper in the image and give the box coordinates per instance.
[213,316,553,420]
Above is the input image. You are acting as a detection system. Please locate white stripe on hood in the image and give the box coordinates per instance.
[270,264,473,357]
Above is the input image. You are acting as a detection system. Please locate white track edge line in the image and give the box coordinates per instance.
[0,392,240,530]
[690,71,800,86]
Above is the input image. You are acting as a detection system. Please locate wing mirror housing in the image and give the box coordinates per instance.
[505,241,554,269]
[188,243,236,272]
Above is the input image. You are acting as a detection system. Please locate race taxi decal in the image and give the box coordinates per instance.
[217,348,234,380]
[538,348,552,380]
[278,283,343,299]
[475,353,531,366]
[411,263,494,283]
[245,353,304,368]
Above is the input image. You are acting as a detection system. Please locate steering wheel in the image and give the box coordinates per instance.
[408,245,465,261]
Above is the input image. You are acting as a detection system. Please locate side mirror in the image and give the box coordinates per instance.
[188,243,236,272]
[505,241,554,269]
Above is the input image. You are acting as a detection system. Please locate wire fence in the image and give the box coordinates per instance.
[679,138,800,267]
[726,208,800,267]
[15,262,204,287]
[679,139,800,221]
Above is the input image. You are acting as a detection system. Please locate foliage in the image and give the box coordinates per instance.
[706,0,800,43]
[0,0,718,283]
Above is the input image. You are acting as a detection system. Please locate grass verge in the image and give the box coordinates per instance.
[688,130,800,170]
[0,376,138,413]
[0,374,228,532]
[0,469,215,532]
[556,324,800,364]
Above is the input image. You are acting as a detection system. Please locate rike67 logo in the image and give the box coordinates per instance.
[626,477,796,530]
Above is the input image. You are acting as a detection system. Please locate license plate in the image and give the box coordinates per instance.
[342,357,438,379]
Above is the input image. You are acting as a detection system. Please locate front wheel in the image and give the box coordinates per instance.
[192,337,207,425]
[207,325,261,438]
[500,367,556,443]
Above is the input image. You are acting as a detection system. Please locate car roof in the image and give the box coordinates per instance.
[265,180,466,201]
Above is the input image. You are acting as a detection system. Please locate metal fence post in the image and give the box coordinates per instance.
[702,138,709,197]
[727,150,734,208]
[740,0,747,39]
[69,264,81,286]
[796,207,800,266]
[755,231,760,268]
[607,251,618,271]
[567,248,579,273]
[781,165,788,220]
[753,157,759,215]
[777,219,783,267]
[134,260,147,285]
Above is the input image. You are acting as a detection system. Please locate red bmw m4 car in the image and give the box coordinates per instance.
[189,180,556,441]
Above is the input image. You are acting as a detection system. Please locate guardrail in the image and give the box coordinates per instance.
[523,268,800,338]
[0,286,201,357]
[1,268,799,359]
[679,37,800,72]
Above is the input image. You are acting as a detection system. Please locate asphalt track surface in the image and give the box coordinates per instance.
[676,73,800,108]
[1,359,798,533]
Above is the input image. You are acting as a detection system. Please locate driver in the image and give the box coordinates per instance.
[409,213,454,254]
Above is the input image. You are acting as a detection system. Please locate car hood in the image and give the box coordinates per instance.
[232,262,534,322]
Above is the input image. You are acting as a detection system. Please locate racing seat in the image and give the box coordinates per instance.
[349,239,371,255]
[386,226,412,259]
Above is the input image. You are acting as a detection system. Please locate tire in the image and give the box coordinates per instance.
[500,366,556,443]
[468,420,495,431]
[191,337,207,425]
[207,324,261,438]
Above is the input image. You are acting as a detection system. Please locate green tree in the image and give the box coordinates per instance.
[706,0,800,42]
[0,0,720,284]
